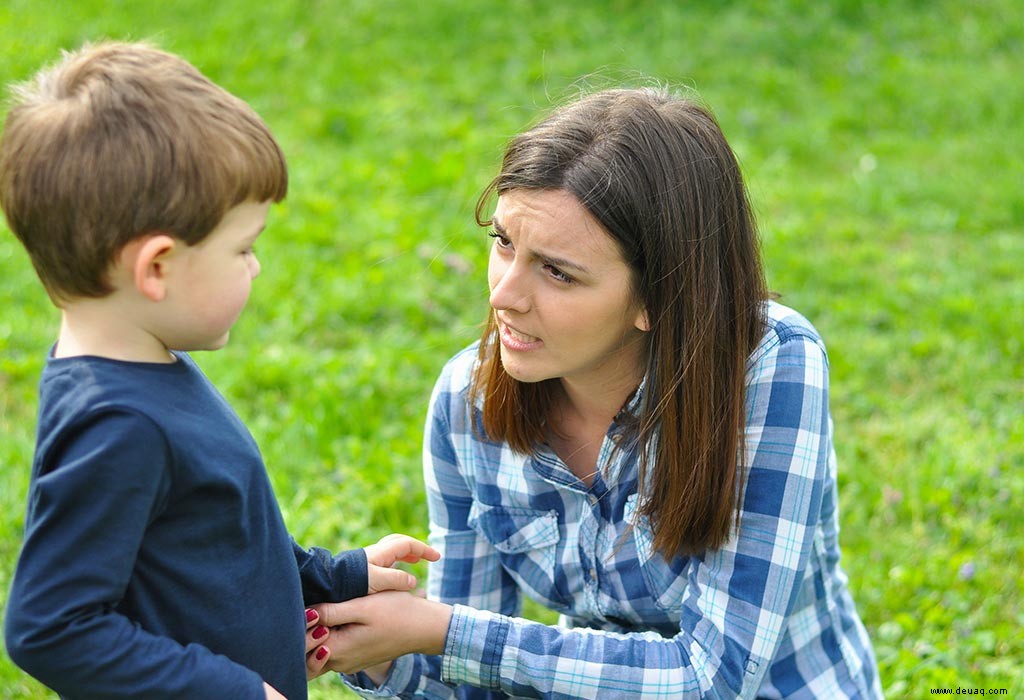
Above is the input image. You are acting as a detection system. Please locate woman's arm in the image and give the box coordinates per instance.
[316,354,524,699]
[429,330,832,698]
[316,330,837,699]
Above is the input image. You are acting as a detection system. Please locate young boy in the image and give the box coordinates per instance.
[0,42,437,699]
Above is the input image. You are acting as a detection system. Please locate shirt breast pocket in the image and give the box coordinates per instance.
[624,494,689,613]
[468,503,570,610]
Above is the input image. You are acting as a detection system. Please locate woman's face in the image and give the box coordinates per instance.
[488,189,649,392]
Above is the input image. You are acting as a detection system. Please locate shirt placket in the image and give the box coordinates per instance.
[578,434,625,620]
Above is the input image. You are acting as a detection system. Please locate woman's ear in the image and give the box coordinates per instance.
[123,235,177,302]
[634,308,651,332]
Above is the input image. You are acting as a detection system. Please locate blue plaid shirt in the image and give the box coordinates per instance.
[347,302,881,699]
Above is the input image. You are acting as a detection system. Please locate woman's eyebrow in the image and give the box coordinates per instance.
[491,220,592,275]
[542,253,590,275]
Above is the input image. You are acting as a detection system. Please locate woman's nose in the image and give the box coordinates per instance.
[488,260,530,312]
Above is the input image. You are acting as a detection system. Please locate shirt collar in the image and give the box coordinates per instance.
[615,375,648,423]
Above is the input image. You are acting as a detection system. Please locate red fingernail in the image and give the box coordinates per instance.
[315,646,328,661]
[312,625,328,640]
[305,609,318,623]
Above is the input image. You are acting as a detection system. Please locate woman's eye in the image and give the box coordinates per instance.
[544,264,573,284]
[487,231,512,249]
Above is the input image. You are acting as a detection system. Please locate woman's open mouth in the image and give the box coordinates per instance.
[499,321,542,350]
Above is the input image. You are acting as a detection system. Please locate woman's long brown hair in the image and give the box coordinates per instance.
[471,87,767,557]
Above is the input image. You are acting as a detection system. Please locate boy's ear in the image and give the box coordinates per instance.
[123,234,178,302]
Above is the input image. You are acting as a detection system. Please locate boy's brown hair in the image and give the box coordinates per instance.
[0,41,287,303]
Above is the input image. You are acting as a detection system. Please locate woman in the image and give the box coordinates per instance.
[307,87,882,699]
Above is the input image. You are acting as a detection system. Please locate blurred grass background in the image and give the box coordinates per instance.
[0,1,1021,697]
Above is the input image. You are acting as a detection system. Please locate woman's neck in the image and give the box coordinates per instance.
[555,381,633,433]
[555,354,644,430]
[547,363,643,485]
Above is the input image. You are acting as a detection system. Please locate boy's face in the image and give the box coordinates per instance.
[164,200,269,351]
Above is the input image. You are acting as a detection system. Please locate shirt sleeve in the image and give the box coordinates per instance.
[3,410,265,700]
[294,541,369,604]
[410,331,831,699]
[340,361,514,700]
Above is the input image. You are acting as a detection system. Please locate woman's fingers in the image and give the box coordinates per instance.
[304,608,324,655]
[304,610,332,679]
[305,641,331,680]
[306,623,330,653]
[310,621,380,674]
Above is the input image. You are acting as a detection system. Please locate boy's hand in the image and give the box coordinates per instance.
[364,534,440,594]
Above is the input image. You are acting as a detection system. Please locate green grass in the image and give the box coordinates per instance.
[1,1,1021,697]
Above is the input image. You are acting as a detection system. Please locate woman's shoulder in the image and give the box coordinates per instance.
[749,301,828,366]
[763,300,823,341]
[431,340,482,404]
[439,341,480,382]
[427,341,483,430]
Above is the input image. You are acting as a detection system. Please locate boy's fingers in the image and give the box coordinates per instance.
[400,539,441,563]
[311,598,369,627]
[375,533,406,544]
[369,565,416,593]
[368,535,441,565]
[392,534,440,561]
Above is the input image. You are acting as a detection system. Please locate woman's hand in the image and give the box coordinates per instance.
[304,607,331,680]
[304,591,452,677]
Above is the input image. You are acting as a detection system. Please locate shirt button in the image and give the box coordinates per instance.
[590,568,598,580]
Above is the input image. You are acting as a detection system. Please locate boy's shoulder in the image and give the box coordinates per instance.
[38,351,205,428]
[33,350,252,478]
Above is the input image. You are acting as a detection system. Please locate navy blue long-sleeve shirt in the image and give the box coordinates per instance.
[4,352,367,699]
